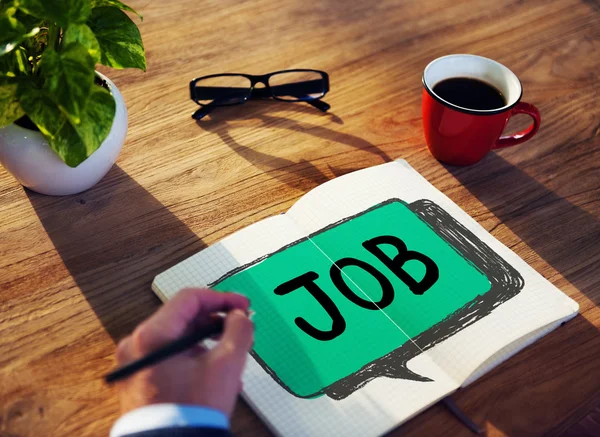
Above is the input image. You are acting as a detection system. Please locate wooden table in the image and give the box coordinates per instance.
[1,0,599,435]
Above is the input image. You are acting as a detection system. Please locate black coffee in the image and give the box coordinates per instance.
[432,77,506,110]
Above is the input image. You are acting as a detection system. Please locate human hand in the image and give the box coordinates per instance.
[114,288,253,417]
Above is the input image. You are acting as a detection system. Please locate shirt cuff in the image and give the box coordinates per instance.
[110,404,229,437]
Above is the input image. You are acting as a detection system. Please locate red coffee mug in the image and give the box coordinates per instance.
[422,54,541,166]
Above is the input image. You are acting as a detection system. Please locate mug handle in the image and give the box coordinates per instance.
[493,102,541,149]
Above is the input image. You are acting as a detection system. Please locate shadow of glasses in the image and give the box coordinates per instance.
[194,100,393,193]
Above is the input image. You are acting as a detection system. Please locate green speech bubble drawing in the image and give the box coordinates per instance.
[212,199,524,399]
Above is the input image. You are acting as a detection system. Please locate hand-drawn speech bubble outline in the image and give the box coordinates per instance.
[210,199,525,400]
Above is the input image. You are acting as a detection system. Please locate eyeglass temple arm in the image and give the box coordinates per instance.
[257,81,329,111]
[305,99,330,112]
[193,96,329,120]
[193,94,242,119]
[192,105,213,120]
[248,87,329,111]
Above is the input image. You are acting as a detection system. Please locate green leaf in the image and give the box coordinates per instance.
[70,85,115,157]
[17,86,67,139]
[63,23,100,63]
[41,44,95,124]
[0,46,30,75]
[88,7,146,71]
[19,85,116,167]
[0,78,25,127]
[14,9,44,30]
[90,0,142,20]
[18,0,91,27]
[0,5,40,56]
[0,5,22,39]
[18,86,81,164]
[0,26,40,56]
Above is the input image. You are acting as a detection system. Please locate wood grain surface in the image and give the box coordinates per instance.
[1,0,599,435]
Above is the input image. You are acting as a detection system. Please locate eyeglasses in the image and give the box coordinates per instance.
[189,69,330,120]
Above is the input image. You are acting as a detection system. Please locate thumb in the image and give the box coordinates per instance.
[215,310,254,360]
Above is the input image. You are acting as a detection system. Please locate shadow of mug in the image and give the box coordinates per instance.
[444,152,600,306]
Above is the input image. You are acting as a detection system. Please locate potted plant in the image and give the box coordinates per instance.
[0,0,146,195]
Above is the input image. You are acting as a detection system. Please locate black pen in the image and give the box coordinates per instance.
[105,311,254,384]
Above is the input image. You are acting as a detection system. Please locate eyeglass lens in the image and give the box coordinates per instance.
[268,71,326,101]
[194,75,252,106]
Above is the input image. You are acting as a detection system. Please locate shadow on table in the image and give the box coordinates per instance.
[397,311,600,437]
[195,100,392,191]
[445,152,600,306]
[26,165,208,342]
[400,154,600,434]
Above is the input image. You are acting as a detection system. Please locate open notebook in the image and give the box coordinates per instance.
[153,160,578,437]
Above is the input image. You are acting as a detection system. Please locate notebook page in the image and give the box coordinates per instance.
[286,159,579,386]
[153,204,458,436]
[461,318,569,386]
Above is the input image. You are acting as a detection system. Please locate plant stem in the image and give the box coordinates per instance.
[48,23,60,51]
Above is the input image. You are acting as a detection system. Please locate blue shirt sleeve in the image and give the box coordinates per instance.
[110,404,229,437]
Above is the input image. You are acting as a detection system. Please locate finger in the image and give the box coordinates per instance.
[132,289,249,353]
[209,333,223,342]
[187,343,209,358]
[190,311,233,334]
[214,309,254,360]
[116,336,132,365]
[154,289,249,335]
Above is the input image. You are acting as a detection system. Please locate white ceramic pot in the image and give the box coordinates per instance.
[0,72,127,196]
